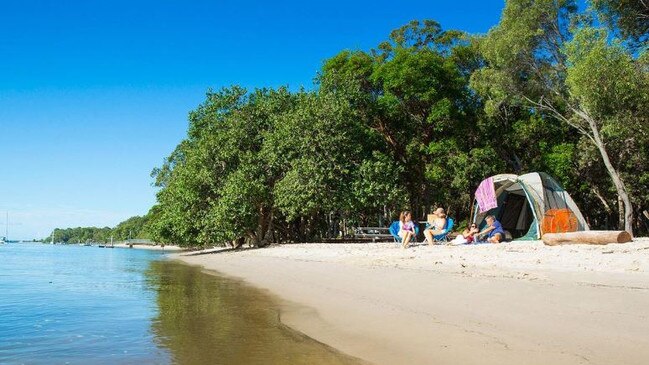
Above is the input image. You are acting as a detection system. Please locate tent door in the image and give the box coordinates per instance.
[499,193,533,239]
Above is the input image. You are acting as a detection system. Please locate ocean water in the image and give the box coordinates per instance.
[0,244,360,365]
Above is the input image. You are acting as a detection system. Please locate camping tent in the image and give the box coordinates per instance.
[472,173,589,240]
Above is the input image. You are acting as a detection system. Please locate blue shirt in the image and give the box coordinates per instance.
[488,220,505,237]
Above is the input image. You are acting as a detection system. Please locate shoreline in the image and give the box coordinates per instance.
[111,243,184,251]
[173,239,649,365]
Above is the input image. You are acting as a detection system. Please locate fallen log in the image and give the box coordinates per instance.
[543,231,632,246]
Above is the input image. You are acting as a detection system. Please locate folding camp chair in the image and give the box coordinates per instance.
[389,221,419,244]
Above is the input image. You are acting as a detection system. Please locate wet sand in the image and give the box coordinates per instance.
[174,239,649,365]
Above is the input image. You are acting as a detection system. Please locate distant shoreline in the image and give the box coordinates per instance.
[111,243,184,251]
[28,242,185,251]
[173,239,649,365]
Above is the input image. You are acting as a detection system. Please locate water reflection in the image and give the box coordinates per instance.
[146,260,362,365]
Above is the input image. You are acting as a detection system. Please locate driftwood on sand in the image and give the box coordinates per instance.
[543,231,633,246]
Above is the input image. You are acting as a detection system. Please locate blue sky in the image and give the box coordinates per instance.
[0,0,505,239]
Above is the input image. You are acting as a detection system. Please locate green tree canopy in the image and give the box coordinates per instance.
[142,14,649,247]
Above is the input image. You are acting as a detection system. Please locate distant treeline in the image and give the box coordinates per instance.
[143,2,649,247]
[42,215,150,244]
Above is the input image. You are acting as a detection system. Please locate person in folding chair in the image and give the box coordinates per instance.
[396,211,417,248]
[423,207,453,245]
[389,211,419,248]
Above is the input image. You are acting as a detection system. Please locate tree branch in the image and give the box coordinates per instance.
[520,95,595,142]
[592,186,613,214]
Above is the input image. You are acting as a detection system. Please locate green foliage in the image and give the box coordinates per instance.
[446,146,508,211]
[263,91,365,221]
[472,0,648,233]
[543,143,576,187]
[42,227,110,244]
[470,0,577,112]
[206,160,268,244]
[593,0,649,45]
[352,151,408,211]
[42,215,150,243]
[564,24,649,231]
[565,27,647,118]
[112,215,151,240]
[147,87,294,247]
[319,20,480,215]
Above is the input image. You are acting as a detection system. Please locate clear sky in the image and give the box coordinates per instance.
[0,0,505,239]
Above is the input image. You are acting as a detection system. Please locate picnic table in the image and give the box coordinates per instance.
[354,221,435,242]
[353,226,393,242]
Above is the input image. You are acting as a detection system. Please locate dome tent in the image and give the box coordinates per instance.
[472,173,589,240]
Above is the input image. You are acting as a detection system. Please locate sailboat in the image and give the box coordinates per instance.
[1,212,7,244]
[1,212,20,243]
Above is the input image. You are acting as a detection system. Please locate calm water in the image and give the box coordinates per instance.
[0,244,360,365]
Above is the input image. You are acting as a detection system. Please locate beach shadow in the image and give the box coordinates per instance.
[181,245,263,256]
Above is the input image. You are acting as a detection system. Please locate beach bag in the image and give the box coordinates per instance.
[542,209,578,234]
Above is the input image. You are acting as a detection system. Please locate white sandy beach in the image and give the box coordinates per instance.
[175,238,649,365]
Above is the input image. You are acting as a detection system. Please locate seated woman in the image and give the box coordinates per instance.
[477,215,505,243]
[399,210,416,249]
[424,207,447,245]
[450,222,479,245]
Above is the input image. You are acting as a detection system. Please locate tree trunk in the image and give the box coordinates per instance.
[299,217,306,242]
[264,210,275,244]
[618,195,624,233]
[543,231,632,246]
[586,115,634,236]
[254,205,271,247]
[232,237,244,249]
[591,186,612,214]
